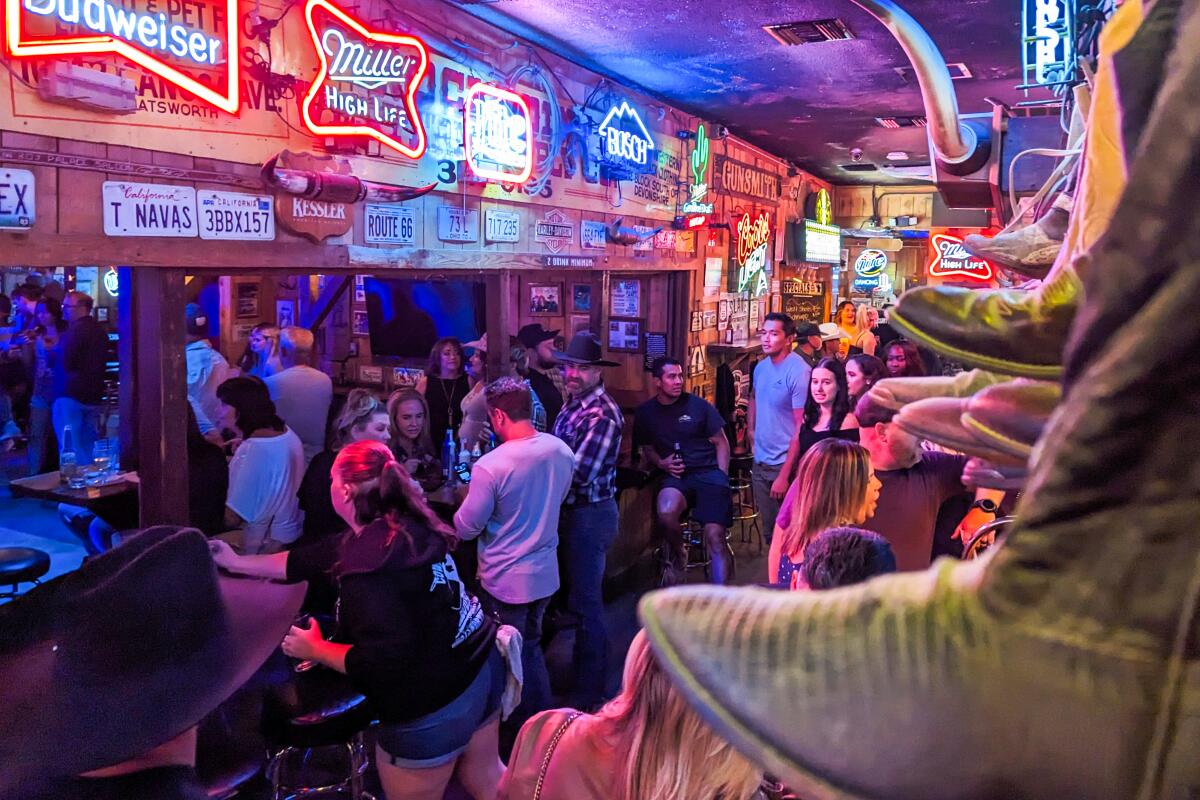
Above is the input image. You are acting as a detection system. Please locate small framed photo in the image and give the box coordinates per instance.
[571,283,592,313]
[276,299,296,329]
[352,310,369,336]
[609,278,641,317]
[96,307,109,323]
[569,314,591,338]
[235,282,260,319]
[608,318,641,352]
[529,283,562,316]
[690,311,703,332]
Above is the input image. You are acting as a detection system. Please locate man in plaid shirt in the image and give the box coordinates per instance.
[551,332,623,709]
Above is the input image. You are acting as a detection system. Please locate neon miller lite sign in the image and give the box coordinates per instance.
[301,0,429,159]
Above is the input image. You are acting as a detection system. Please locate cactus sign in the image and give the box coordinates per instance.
[683,124,713,215]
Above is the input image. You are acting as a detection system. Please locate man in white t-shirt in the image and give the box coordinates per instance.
[263,327,332,464]
[185,303,230,443]
[226,425,306,553]
[454,377,574,729]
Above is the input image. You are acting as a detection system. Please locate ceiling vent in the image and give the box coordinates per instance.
[839,163,879,172]
[763,18,854,46]
[894,62,972,82]
[874,115,927,129]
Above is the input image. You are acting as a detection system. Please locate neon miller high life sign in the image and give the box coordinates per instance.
[301,0,429,159]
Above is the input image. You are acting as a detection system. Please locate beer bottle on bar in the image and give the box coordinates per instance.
[442,429,457,481]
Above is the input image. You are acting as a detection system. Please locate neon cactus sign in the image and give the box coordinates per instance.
[463,84,533,183]
[301,0,429,159]
[5,0,239,112]
[928,234,994,280]
[736,211,771,295]
[683,123,714,214]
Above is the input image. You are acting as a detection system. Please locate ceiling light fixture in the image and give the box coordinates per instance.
[762,18,854,46]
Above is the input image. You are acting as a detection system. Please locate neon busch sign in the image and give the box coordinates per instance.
[6,0,239,112]
[301,0,429,159]
[928,234,994,281]
[597,100,655,176]
[463,83,532,183]
[736,211,771,295]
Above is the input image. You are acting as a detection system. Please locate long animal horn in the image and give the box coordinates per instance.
[607,216,663,246]
[261,155,437,204]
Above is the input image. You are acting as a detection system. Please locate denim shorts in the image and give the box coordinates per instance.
[376,648,504,768]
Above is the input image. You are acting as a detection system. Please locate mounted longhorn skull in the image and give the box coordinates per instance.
[607,216,662,246]
[261,154,437,204]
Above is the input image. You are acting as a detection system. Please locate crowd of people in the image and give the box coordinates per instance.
[3,290,1005,800]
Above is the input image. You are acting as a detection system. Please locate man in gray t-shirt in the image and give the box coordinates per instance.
[749,313,810,541]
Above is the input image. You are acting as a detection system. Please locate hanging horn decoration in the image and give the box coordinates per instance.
[260,154,437,204]
[607,215,662,246]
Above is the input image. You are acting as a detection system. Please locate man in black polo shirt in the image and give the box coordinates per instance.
[634,357,732,585]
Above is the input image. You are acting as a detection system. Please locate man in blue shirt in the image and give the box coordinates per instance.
[749,312,811,542]
[634,357,732,585]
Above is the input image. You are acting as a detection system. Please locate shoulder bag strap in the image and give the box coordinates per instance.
[532,711,583,800]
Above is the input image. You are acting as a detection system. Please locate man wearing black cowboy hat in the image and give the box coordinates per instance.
[517,323,565,425]
[549,331,623,710]
[0,527,304,799]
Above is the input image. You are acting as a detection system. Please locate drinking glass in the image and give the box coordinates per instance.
[92,439,113,480]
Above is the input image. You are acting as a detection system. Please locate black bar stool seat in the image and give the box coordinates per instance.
[0,548,50,599]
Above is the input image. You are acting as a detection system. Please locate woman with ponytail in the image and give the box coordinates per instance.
[210,440,505,800]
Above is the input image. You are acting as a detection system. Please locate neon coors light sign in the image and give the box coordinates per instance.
[736,211,770,296]
[302,0,430,159]
[5,0,239,112]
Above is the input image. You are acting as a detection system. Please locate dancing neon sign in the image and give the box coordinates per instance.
[5,0,239,112]
[463,84,533,183]
[301,0,429,159]
[928,234,994,280]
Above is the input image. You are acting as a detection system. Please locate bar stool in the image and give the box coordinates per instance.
[0,548,50,599]
[264,652,376,800]
[728,455,762,554]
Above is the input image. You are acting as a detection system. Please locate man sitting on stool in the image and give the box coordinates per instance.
[634,357,733,585]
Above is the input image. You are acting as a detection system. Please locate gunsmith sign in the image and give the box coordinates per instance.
[712,155,782,204]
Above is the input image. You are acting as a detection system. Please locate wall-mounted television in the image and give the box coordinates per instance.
[364,278,485,360]
[802,219,842,264]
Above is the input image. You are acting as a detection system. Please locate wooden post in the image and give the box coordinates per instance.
[129,268,190,526]
[485,270,515,379]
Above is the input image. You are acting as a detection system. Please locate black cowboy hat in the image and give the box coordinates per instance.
[0,527,305,793]
[517,323,559,349]
[553,331,619,367]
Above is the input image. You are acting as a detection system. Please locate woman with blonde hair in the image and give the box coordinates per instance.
[498,629,761,800]
[388,388,440,483]
[237,323,283,378]
[768,438,881,588]
[849,304,879,356]
[298,388,391,542]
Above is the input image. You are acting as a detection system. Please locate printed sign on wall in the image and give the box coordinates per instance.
[437,206,479,242]
[365,204,416,245]
[0,169,35,230]
[103,182,196,237]
[535,209,574,254]
[484,209,520,243]
[197,191,274,241]
[580,220,607,250]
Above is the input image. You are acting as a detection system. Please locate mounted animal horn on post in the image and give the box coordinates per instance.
[261,153,437,204]
[607,216,662,246]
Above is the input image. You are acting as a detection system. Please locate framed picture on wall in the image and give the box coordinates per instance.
[276,299,296,329]
[571,283,592,313]
[569,314,591,337]
[529,283,562,315]
[608,318,641,352]
[235,282,259,319]
[609,279,641,317]
[352,310,369,336]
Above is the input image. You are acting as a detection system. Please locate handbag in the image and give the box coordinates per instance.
[532,710,582,800]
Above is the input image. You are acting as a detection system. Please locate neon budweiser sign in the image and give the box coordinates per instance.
[5,0,239,112]
[301,0,429,159]
[928,234,994,281]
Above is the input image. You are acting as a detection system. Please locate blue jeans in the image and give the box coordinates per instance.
[558,498,618,708]
[479,590,552,731]
[51,397,102,462]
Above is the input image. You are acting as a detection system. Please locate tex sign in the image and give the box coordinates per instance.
[6,0,239,112]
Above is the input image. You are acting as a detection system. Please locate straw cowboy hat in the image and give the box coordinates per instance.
[640,9,1200,799]
[0,527,304,794]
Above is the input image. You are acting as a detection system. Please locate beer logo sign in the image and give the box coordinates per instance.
[854,249,888,277]
[5,0,239,112]
[463,83,533,183]
[301,0,430,159]
[928,234,994,281]
[735,211,771,296]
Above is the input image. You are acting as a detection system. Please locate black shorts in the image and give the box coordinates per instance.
[660,468,732,527]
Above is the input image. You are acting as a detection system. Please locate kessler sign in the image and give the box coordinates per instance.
[5,0,239,112]
[301,0,429,158]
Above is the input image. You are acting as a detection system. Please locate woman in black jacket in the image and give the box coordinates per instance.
[210,440,504,800]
